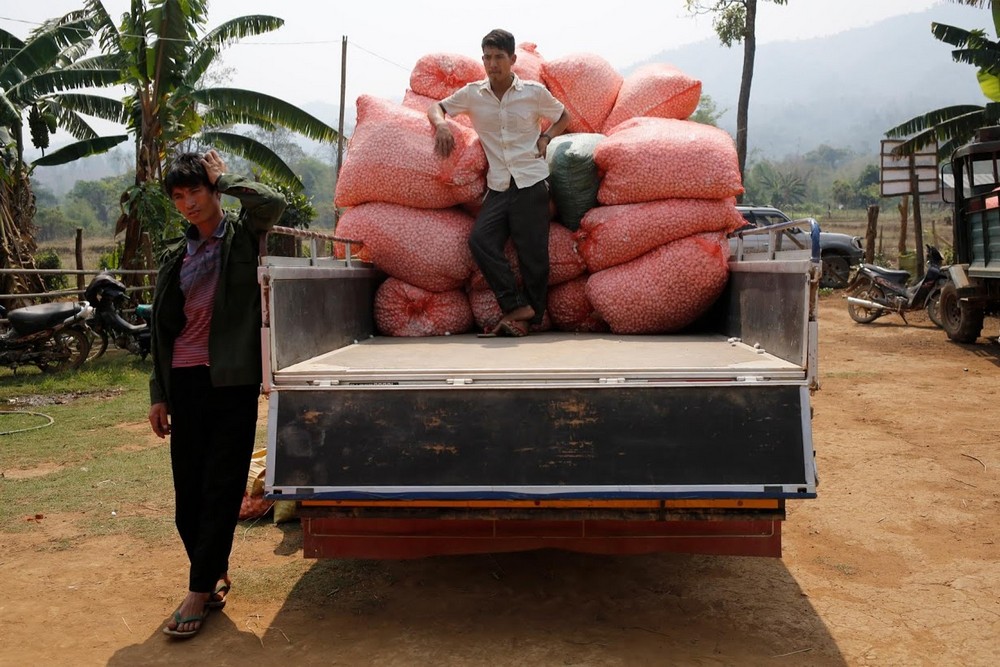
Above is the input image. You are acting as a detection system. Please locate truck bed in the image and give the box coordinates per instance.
[274,332,803,385]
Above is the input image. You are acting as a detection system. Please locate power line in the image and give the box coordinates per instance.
[1,14,412,72]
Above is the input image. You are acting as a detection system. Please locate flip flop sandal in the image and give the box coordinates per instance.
[162,607,210,639]
[477,320,528,338]
[498,320,528,337]
[205,580,230,610]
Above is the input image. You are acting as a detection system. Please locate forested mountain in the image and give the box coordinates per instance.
[634,3,989,158]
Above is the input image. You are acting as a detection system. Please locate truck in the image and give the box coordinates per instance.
[261,220,821,560]
[940,126,1000,343]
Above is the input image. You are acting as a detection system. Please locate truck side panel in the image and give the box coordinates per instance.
[269,384,812,498]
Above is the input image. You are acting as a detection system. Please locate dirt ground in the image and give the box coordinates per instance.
[1,295,998,666]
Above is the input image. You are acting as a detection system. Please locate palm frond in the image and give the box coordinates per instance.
[42,101,99,140]
[200,108,277,132]
[85,0,122,53]
[50,93,128,123]
[0,90,19,126]
[201,130,304,191]
[16,67,122,98]
[893,109,989,159]
[932,22,977,48]
[1,16,94,85]
[193,88,337,143]
[195,15,283,53]
[0,28,26,51]
[31,134,128,166]
[885,105,985,138]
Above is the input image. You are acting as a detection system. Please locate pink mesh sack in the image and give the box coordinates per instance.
[595,117,743,204]
[409,52,485,100]
[576,198,744,272]
[547,276,609,333]
[375,279,474,337]
[513,42,545,83]
[334,95,486,209]
[540,53,623,134]
[334,202,476,292]
[402,89,473,128]
[586,232,730,334]
[602,64,702,133]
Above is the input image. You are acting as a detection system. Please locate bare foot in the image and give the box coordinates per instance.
[504,305,535,322]
[166,590,210,634]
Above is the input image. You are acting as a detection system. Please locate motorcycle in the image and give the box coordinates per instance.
[0,300,93,372]
[84,271,151,359]
[846,245,948,327]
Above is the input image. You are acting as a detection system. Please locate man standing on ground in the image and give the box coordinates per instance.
[149,150,285,638]
[429,28,571,336]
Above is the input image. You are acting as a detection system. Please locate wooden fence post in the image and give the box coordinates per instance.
[865,205,879,263]
[75,228,85,293]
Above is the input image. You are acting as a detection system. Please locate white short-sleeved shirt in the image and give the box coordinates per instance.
[440,74,565,192]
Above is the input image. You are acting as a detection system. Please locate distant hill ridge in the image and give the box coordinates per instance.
[630,3,990,158]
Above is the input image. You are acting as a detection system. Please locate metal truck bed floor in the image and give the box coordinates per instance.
[273,332,802,384]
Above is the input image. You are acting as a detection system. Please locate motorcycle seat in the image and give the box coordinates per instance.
[8,302,84,336]
[864,265,911,281]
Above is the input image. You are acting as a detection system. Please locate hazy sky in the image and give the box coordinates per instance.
[2,0,962,116]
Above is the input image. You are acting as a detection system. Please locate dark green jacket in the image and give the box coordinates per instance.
[149,174,286,406]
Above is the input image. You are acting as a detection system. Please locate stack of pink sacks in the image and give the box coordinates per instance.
[334,47,745,336]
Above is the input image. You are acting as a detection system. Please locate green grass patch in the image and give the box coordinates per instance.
[0,353,169,540]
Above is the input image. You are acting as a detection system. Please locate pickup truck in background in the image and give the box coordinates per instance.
[734,205,863,289]
[262,220,821,560]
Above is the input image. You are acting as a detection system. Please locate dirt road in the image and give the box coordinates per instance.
[1,296,997,666]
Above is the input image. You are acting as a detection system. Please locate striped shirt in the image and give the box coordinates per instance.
[172,221,226,368]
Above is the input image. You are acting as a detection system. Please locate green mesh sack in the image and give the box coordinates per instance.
[546,133,604,231]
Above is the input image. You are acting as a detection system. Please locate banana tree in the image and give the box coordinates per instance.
[1,11,128,300]
[886,1,1000,159]
[87,0,337,268]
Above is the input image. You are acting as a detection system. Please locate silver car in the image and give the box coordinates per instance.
[732,206,863,288]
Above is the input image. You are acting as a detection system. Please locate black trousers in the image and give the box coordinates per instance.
[468,179,550,324]
[169,366,259,593]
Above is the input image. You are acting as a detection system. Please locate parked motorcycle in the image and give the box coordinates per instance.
[84,271,151,359]
[0,300,93,372]
[846,245,948,327]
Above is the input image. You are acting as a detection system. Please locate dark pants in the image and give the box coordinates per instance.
[468,179,550,325]
[169,366,259,593]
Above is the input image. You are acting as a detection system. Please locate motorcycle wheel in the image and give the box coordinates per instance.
[926,285,944,329]
[87,328,109,360]
[939,282,984,343]
[847,278,885,324]
[36,327,91,373]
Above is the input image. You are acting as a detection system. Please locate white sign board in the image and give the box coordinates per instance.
[880,139,940,196]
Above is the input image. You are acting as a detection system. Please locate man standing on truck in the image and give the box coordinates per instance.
[429,28,570,336]
[148,150,285,638]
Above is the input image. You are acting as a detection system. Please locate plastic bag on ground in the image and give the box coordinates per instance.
[576,198,744,272]
[334,95,486,209]
[595,117,743,204]
[586,232,730,334]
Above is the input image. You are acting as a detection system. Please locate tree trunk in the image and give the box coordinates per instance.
[736,0,757,198]
[0,165,45,308]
